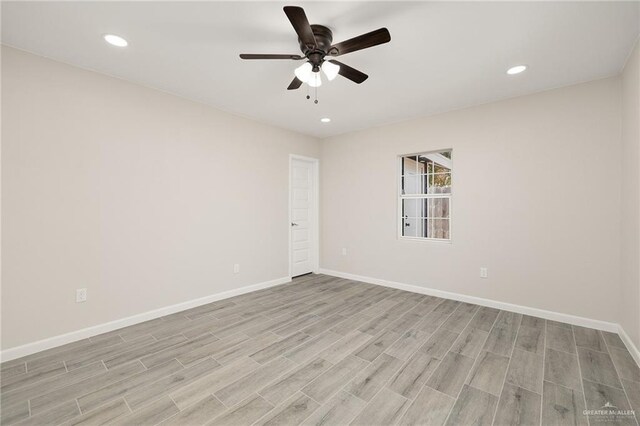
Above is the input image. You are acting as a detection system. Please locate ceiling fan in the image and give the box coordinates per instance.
[239,6,391,93]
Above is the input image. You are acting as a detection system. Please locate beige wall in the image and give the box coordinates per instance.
[621,38,640,348]
[321,77,622,325]
[1,47,320,349]
[2,43,636,352]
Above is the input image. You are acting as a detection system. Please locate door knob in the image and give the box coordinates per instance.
[291,222,299,227]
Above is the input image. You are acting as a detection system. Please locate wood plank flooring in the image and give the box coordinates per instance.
[2,274,639,425]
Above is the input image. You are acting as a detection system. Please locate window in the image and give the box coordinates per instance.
[399,150,451,240]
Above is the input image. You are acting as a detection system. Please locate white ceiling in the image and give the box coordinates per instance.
[2,1,639,138]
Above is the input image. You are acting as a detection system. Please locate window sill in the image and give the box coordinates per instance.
[398,236,452,244]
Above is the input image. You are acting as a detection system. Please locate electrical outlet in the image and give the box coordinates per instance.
[233,264,240,274]
[341,248,347,256]
[76,288,87,303]
[480,267,488,279]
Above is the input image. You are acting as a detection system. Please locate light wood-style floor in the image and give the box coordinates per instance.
[2,274,639,425]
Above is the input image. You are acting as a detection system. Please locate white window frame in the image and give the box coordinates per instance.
[397,150,452,243]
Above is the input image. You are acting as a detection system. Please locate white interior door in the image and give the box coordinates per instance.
[290,157,316,277]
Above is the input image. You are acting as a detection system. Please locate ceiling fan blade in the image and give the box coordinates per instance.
[287,77,303,90]
[328,60,368,84]
[329,28,391,56]
[283,6,317,49]
[239,54,304,60]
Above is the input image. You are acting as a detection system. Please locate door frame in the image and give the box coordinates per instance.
[288,154,320,278]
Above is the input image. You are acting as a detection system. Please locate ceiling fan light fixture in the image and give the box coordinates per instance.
[321,61,340,81]
[239,6,390,94]
[308,72,322,87]
[294,62,313,83]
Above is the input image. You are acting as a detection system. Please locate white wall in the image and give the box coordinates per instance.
[1,47,320,350]
[321,77,622,325]
[621,38,640,349]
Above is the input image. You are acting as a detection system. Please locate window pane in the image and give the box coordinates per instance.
[414,173,452,194]
[413,218,428,238]
[402,174,420,195]
[402,198,450,219]
[426,197,450,219]
[428,173,451,194]
[402,156,418,175]
[434,164,450,173]
[402,198,420,218]
[402,217,418,237]
[404,174,427,195]
[418,153,451,171]
[427,219,450,239]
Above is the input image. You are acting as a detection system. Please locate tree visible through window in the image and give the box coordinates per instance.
[399,150,451,240]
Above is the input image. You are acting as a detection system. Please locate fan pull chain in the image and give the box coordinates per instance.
[306,84,310,100]
[314,84,318,104]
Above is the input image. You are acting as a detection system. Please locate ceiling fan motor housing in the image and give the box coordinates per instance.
[299,25,334,68]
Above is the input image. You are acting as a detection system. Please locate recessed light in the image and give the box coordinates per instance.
[103,34,128,47]
[320,118,331,123]
[507,65,527,75]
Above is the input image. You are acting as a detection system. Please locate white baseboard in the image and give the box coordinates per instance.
[1,276,291,362]
[318,268,620,332]
[618,324,640,368]
[5,270,639,369]
[319,268,640,366]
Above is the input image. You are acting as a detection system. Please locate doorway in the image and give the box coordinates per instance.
[289,155,319,278]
